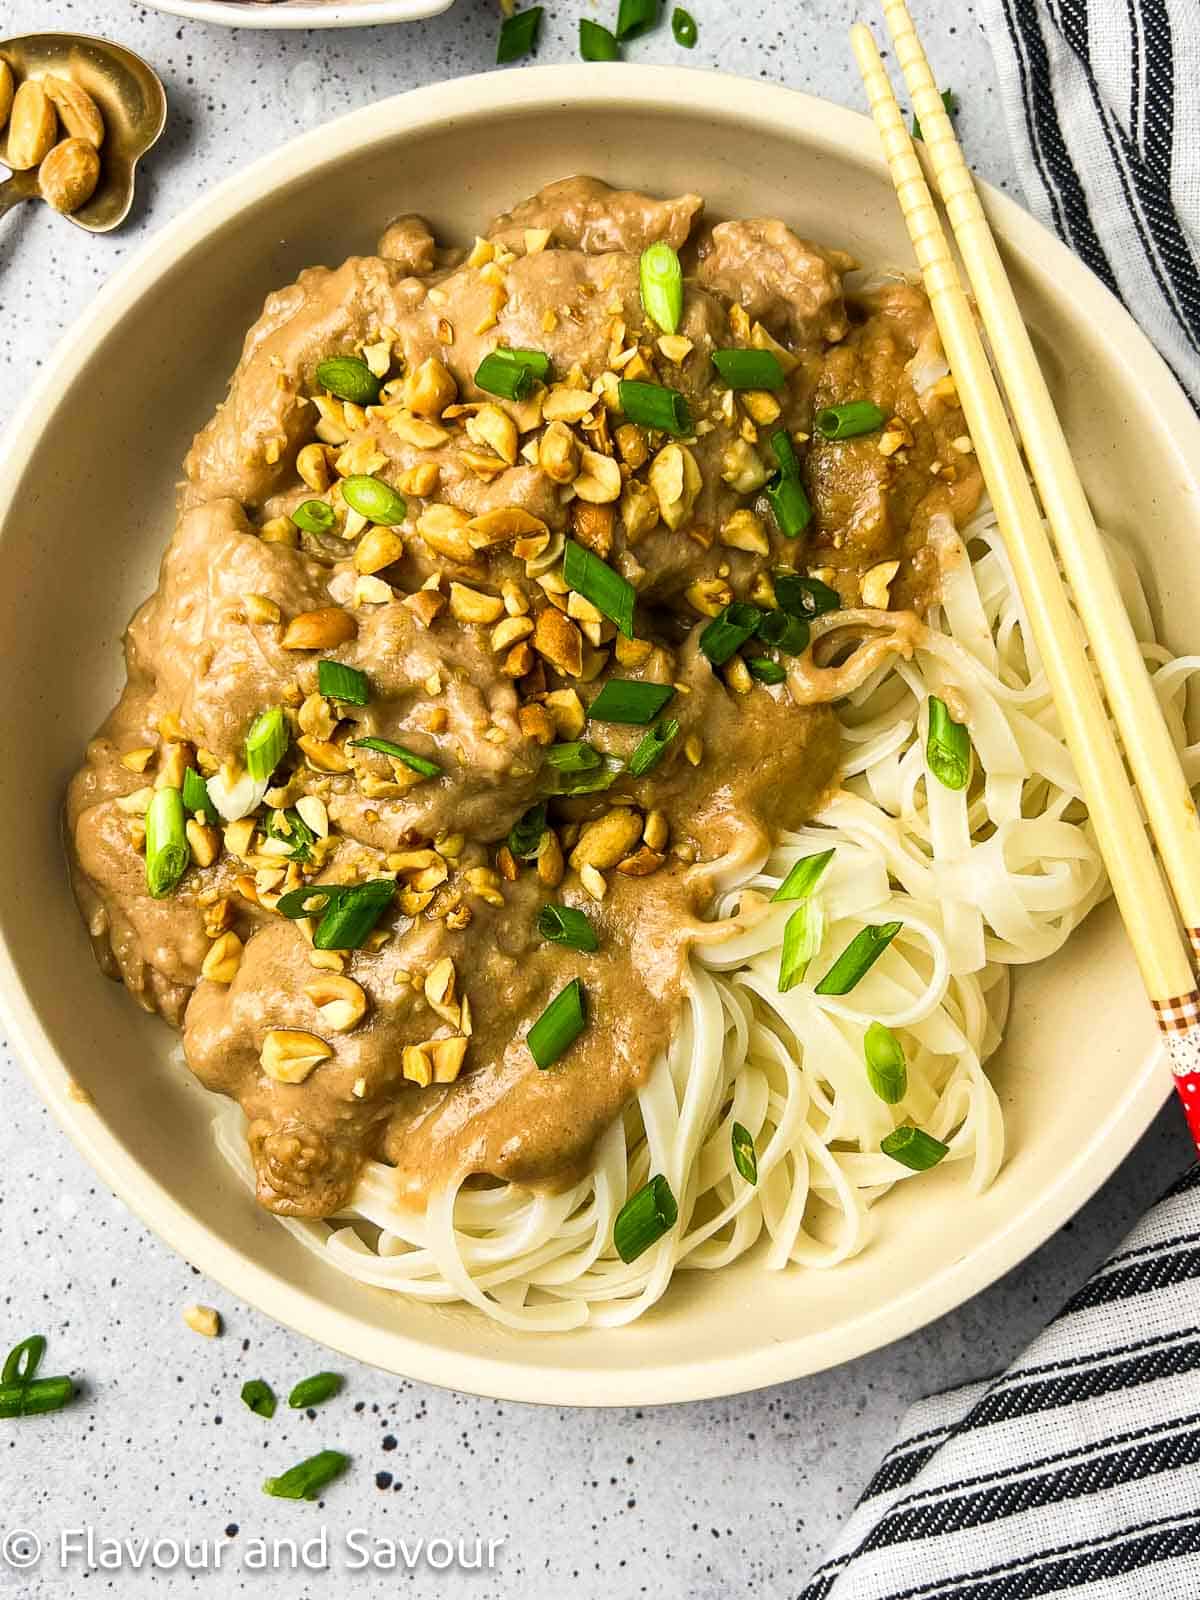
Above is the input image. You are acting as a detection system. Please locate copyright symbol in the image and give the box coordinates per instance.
[1,1529,41,1569]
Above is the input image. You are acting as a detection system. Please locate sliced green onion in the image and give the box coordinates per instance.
[912,87,958,143]
[778,898,825,991]
[617,378,691,436]
[639,241,684,334]
[181,765,218,823]
[314,355,380,407]
[769,429,800,477]
[2,1336,45,1386]
[881,1125,949,1170]
[731,1121,757,1184]
[263,1450,350,1502]
[311,879,395,952]
[613,1174,677,1262]
[580,17,620,59]
[926,696,972,791]
[544,740,601,774]
[265,807,315,863]
[711,348,786,390]
[318,660,369,705]
[288,1372,343,1410]
[290,499,336,535]
[350,736,440,778]
[497,5,543,61]
[814,921,903,996]
[563,540,636,637]
[774,571,840,618]
[276,883,354,920]
[245,708,289,781]
[241,1379,277,1419]
[474,348,550,401]
[699,601,761,666]
[527,978,586,1069]
[772,847,835,903]
[546,759,623,797]
[340,475,407,526]
[765,472,812,539]
[672,5,698,46]
[508,801,548,860]
[0,1375,74,1418]
[145,786,188,899]
[616,0,659,39]
[627,717,679,777]
[864,1021,907,1104]
[537,903,599,953]
[815,400,888,439]
[746,656,787,685]
[586,679,675,725]
[756,608,810,655]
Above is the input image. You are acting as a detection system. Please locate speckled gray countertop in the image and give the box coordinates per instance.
[1,4,1193,1595]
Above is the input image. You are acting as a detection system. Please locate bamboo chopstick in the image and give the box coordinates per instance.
[849,20,1200,1153]
[879,0,1200,957]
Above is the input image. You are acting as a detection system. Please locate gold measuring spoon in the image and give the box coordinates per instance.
[0,33,166,232]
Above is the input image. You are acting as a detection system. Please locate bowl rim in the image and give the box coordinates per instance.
[0,63,1185,1405]
[137,0,453,29]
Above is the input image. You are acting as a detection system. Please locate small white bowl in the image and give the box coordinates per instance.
[140,0,451,30]
[2,66,1196,1404]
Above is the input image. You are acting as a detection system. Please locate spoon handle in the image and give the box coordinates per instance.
[0,171,39,221]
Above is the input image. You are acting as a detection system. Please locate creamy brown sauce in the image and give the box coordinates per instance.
[67,177,980,1218]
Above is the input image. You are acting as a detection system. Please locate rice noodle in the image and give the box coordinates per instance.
[212,505,1199,1330]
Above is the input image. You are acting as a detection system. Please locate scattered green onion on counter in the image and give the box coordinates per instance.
[672,5,698,46]
[528,978,587,1069]
[638,241,684,334]
[614,1174,677,1262]
[241,1380,277,1419]
[288,1373,343,1410]
[912,87,958,143]
[0,1335,74,1420]
[263,1450,350,1502]
[580,17,621,59]
[586,678,675,725]
[497,6,543,62]
[616,0,659,40]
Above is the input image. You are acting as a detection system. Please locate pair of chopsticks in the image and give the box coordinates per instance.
[851,0,1200,1155]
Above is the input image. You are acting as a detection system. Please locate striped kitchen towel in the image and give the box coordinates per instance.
[979,0,1200,405]
[801,1164,1200,1597]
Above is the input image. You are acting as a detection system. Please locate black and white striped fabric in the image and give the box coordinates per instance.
[801,1166,1200,1597]
[979,0,1200,404]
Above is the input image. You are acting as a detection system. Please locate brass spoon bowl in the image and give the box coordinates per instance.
[0,34,166,233]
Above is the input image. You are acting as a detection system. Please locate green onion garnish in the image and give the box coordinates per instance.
[263,1450,350,1502]
[586,679,675,725]
[580,17,620,59]
[241,1379,277,1419]
[340,475,407,526]
[815,400,888,439]
[314,355,381,407]
[474,348,550,401]
[2,1336,45,1386]
[265,807,315,863]
[613,1174,677,1262]
[563,540,636,637]
[508,801,548,860]
[746,657,787,685]
[912,87,958,143]
[627,717,680,776]
[350,736,440,778]
[699,601,761,666]
[774,571,840,618]
[864,1021,907,1104]
[276,883,355,919]
[756,608,810,655]
[497,5,543,61]
[310,879,395,952]
[527,978,587,1069]
[711,348,786,390]
[772,847,835,903]
[778,899,825,991]
[318,659,369,705]
[290,499,336,535]
[765,472,812,540]
[145,785,188,899]
[926,696,972,791]
[814,921,903,995]
[537,903,599,953]
[289,1372,343,1410]
[731,1121,757,1184]
[544,740,601,775]
[617,378,691,436]
[0,1375,74,1418]
[182,766,218,823]
[616,0,659,38]
[881,1125,949,1170]
[672,5,698,46]
[543,754,623,796]
[638,241,684,334]
[245,707,289,781]
[769,429,800,477]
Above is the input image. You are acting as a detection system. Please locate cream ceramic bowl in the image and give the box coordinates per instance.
[2,67,1195,1406]
[140,0,452,30]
